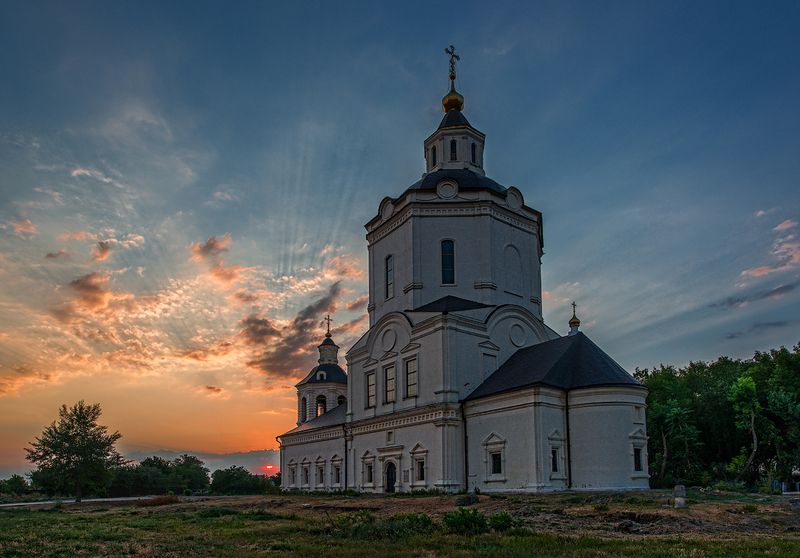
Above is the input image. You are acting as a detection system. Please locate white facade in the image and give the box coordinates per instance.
[278,74,649,493]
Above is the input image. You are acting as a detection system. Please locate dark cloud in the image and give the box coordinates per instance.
[52,271,134,322]
[709,282,797,309]
[246,282,342,377]
[204,385,223,394]
[44,249,69,260]
[239,315,281,345]
[233,290,259,304]
[190,234,231,261]
[725,320,793,340]
[90,240,113,262]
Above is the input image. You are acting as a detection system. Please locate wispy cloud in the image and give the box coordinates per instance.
[725,320,794,340]
[740,219,800,277]
[709,282,797,309]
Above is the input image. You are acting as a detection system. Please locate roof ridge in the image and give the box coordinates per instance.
[541,334,582,388]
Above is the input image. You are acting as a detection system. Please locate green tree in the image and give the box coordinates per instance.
[0,474,28,495]
[728,375,761,481]
[26,401,124,501]
[210,466,267,495]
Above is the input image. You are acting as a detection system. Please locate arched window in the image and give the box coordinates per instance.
[471,143,476,164]
[316,395,327,417]
[337,395,347,407]
[450,139,457,161]
[441,240,455,284]
[300,397,307,423]
[385,255,394,299]
[431,146,437,167]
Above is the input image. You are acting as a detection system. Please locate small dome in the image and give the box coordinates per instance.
[319,337,337,347]
[442,83,464,112]
[569,315,581,327]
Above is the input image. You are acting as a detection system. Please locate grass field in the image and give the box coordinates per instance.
[1,490,798,557]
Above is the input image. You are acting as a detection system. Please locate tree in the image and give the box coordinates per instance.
[0,474,28,495]
[26,401,124,501]
[210,466,267,495]
[728,375,761,481]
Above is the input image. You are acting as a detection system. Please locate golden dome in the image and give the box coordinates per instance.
[442,82,464,112]
[569,301,580,328]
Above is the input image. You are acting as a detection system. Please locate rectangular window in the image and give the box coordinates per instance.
[405,359,418,397]
[334,466,341,484]
[634,448,643,472]
[384,365,395,403]
[302,466,309,485]
[366,464,374,484]
[366,372,376,408]
[491,452,502,475]
[416,460,425,481]
[317,466,324,484]
[289,467,296,485]
[441,240,455,284]
[551,448,559,473]
[385,255,394,299]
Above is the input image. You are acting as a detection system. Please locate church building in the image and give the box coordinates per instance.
[277,51,649,493]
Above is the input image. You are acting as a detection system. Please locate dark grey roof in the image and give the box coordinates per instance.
[439,110,471,129]
[319,337,337,347]
[280,404,346,436]
[296,363,347,386]
[465,333,642,400]
[409,295,494,314]
[406,169,506,195]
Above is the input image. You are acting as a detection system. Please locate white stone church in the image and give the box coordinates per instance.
[278,56,649,493]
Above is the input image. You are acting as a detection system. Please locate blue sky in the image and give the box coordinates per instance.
[0,1,798,475]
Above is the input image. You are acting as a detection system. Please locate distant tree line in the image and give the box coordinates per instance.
[1,400,279,500]
[636,343,800,490]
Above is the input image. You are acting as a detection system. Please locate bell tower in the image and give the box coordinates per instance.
[423,46,485,175]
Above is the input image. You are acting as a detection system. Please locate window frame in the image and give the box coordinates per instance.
[365,371,376,408]
[384,364,396,404]
[404,358,418,398]
[441,239,455,285]
[385,255,394,300]
[471,142,476,164]
[450,139,457,161]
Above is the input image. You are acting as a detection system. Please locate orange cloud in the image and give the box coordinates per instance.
[13,218,37,238]
[774,219,798,231]
[53,271,135,322]
[345,293,369,311]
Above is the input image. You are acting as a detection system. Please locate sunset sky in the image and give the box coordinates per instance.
[1,1,798,477]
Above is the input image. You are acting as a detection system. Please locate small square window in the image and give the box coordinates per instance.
[490,452,502,475]
[386,430,394,444]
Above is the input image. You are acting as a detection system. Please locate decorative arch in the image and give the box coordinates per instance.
[300,396,307,423]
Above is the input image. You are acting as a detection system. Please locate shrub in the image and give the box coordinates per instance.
[593,503,609,512]
[489,511,514,532]
[442,507,488,535]
[455,493,479,506]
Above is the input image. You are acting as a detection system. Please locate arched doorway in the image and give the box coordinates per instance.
[384,462,397,493]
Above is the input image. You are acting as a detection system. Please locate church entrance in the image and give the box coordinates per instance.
[385,462,396,493]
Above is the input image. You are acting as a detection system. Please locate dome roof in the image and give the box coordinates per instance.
[406,168,507,196]
[296,362,347,386]
[319,337,337,347]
